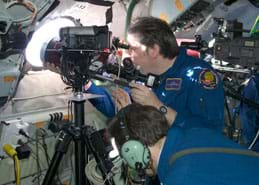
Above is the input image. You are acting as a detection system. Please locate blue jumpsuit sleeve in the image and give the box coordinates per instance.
[85,82,115,117]
[174,67,225,130]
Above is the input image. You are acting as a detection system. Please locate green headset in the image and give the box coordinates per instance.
[118,108,151,170]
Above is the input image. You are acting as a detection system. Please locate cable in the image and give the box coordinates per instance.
[12,92,67,102]
[19,128,51,164]
[106,44,124,114]
[67,100,70,121]
[30,152,42,172]
[35,129,42,185]
[3,144,21,185]
[68,100,73,122]
[34,128,51,166]
[34,128,64,185]
[248,128,259,150]
[41,137,50,166]
[14,155,21,185]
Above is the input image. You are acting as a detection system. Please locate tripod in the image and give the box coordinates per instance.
[42,92,88,185]
[42,90,118,185]
[41,45,127,184]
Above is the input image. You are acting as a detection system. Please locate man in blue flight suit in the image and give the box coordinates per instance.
[108,103,259,185]
[86,16,224,130]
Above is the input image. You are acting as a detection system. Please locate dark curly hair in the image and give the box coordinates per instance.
[108,103,169,148]
[128,16,179,59]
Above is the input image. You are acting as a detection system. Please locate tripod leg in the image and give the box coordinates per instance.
[42,131,72,185]
[73,99,87,185]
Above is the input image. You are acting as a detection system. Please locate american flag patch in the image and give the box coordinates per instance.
[165,78,182,90]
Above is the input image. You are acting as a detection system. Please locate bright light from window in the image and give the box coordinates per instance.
[25,17,76,67]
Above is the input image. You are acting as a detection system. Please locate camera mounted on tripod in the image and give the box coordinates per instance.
[57,25,111,91]
[60,26,110,50]
[44,25,160,90]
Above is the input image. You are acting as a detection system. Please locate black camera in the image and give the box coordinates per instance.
[45,25,160,89]
[60,25,110,50]
[52,25,111,90]
[213,18,259,69]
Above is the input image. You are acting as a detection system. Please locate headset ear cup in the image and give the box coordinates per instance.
[121,140,150,169]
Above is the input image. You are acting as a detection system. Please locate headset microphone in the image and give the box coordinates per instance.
[3,144,17,158]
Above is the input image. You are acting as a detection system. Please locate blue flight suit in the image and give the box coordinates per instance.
[87,48,224,130]
[158,117,259,185]
[154,48,224,130]
[86,82,115,117]
[240,73,259,151]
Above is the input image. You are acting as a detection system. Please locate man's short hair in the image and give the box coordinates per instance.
[108,103,169,148]
[128,16,179,59]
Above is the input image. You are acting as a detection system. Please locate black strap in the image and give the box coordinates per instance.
[75,0,114,6]
[169,147,259,166]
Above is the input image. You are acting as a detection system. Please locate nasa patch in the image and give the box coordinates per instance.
[165,78,182,90]
[199,69,218,89]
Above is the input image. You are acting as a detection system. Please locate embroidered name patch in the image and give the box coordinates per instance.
[199,69,218,89]
[165,78,182,90]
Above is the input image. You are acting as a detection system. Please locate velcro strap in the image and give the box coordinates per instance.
[169,147,259,166]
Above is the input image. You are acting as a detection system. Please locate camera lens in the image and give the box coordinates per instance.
[123,57,135,73]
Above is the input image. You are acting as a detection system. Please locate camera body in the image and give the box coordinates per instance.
[58,26,160,88]
[214,37,259,68]
[60,25,110,50]
[213,18,259,69]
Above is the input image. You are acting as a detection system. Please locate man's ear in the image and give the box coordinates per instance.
[147,44,160,58]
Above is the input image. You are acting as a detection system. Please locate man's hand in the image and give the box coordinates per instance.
[130,82,177,125]
[129,82,161,107]
[112,88,132,111]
